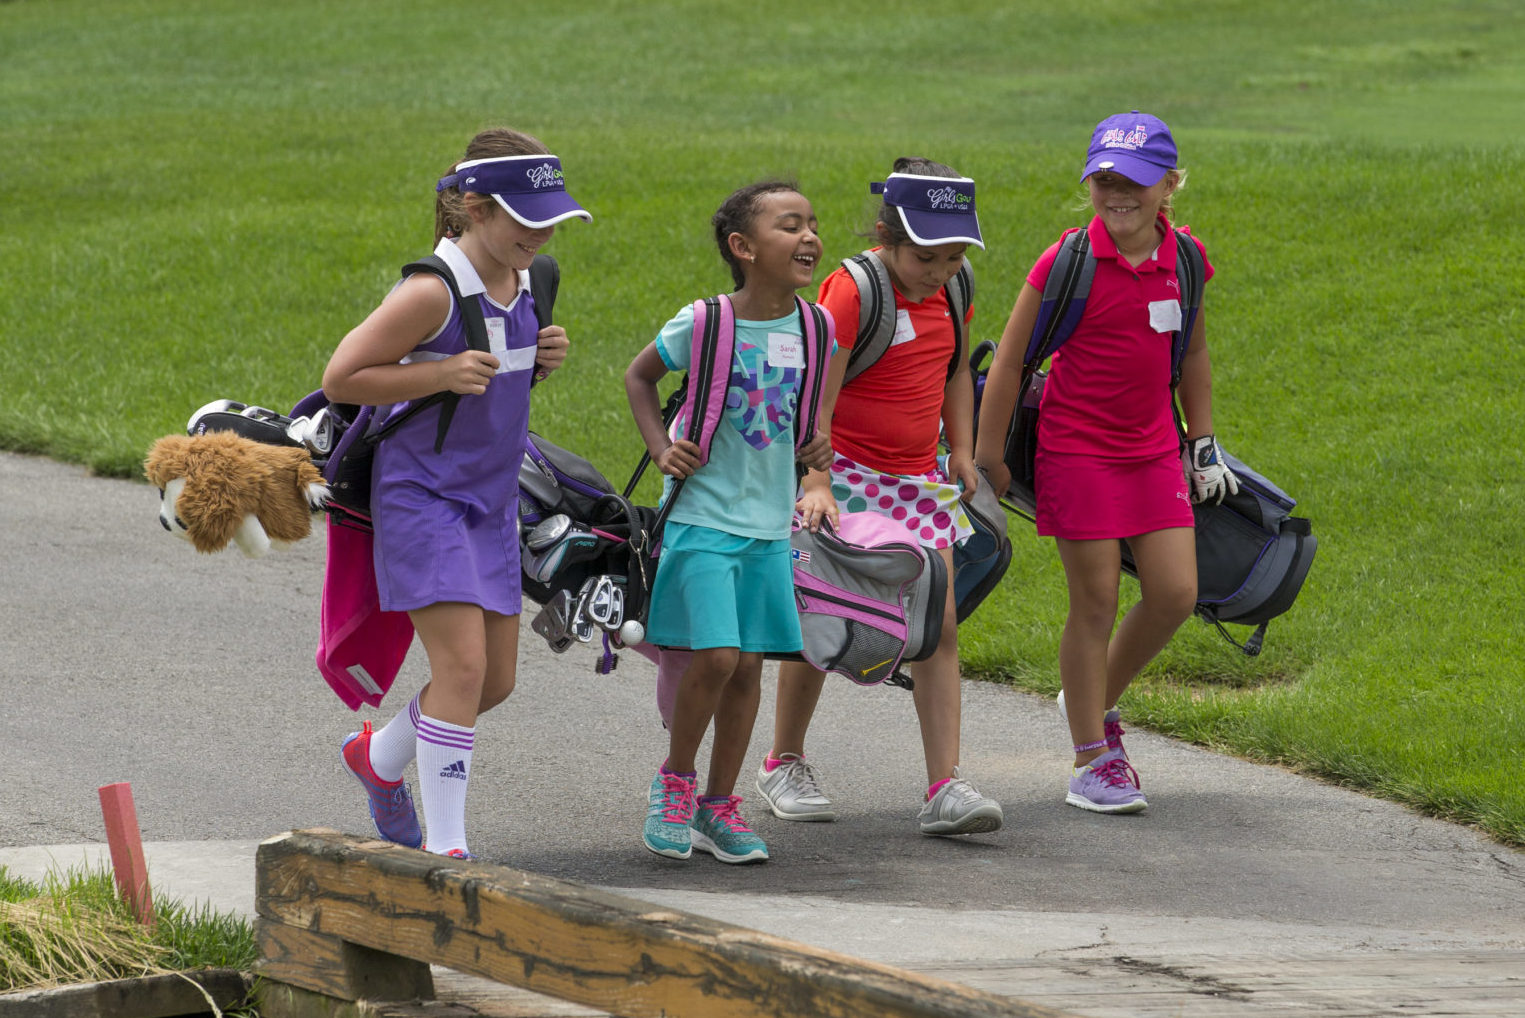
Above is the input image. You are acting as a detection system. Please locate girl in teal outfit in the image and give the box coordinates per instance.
[625,180,834,865]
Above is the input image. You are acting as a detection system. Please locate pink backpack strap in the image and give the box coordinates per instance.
[673,295,735,467]
[793,296,832,451]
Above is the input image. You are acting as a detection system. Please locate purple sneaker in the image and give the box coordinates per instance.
[1066,748,1147,814]
[341,722,423,848]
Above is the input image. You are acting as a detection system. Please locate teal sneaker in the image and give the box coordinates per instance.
[643,769,697,859]
[690,795,770,864]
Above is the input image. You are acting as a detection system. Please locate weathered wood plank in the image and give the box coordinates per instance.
[257,916,434,1001]
[0,969,249,1018]
[256,829,1075,1018]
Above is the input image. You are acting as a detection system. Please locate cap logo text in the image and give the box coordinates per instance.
[926,186,972,212]
[527,162,565,189]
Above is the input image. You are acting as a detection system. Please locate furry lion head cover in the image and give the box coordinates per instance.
[144,431,329,557]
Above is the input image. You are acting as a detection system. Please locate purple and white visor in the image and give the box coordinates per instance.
[436,155,592,228]
[871,172,983,249]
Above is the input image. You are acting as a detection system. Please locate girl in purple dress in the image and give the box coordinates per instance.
[322,128,590,858]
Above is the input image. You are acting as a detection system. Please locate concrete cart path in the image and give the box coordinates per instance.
[2,450,1522,1016]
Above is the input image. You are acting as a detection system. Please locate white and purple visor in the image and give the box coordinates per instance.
[436,154,592,228]
[871,172,983,249]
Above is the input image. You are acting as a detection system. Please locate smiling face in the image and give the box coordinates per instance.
[876,234,969,303]
[734,190,821,293]
[1087,169,1178,248]
[470,199,555,273]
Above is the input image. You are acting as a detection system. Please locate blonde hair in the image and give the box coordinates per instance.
[434,127,550,244]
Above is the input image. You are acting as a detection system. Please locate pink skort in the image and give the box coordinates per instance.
[1035,449,1193,540]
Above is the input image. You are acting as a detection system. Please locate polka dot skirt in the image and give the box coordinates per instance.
[826,453,972,550]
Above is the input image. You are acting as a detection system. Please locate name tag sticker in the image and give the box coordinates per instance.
[769,332,805,368]
[891,309,917,346]
[1148,299,1182,334]
[486,317,510,373]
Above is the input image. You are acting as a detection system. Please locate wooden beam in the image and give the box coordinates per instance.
[256,829,1074,1018]
[0,970,249,1018]
[257,917,434,1001]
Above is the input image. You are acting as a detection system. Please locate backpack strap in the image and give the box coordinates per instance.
[793,296,831,449]
[1026,226,1205,388]
[842,251,974,386]
[663,293,831,470]
[942,258,974,384]
[395,254,491,453]
[841,252,897,387]
[1170,228,1204,388]
[676,295,736,467]
[528,253,559,330]
[1025,228,1095,372]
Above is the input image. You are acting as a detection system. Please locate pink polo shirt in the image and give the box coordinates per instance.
[1027,214,1212,460]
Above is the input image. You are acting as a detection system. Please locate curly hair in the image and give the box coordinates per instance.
[711,179,801,289]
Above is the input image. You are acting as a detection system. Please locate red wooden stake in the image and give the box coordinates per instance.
[97,782,155,926]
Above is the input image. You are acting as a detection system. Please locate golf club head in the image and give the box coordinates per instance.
[530,589,575,653]
[526,514,572,552]
[525,527,600,584]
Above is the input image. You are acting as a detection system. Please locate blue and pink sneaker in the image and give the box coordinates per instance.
[341,722,423,848]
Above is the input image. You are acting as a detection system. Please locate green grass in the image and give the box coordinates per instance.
[3,0,1523,847]
[0,862,257,994]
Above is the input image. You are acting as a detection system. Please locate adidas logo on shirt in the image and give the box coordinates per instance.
[440,760,468,780]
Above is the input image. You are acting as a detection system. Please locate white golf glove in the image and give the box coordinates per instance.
[1183,434,1239,505]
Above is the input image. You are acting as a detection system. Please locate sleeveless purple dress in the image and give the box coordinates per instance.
[370,242,538,616]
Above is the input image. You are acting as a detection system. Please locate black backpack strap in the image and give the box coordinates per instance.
[398,254,490,453]
[526,253,559,389]
[841,251,896,386]
[941,257,974,383]
[528,253,559,329]
[1170,228,1204,389]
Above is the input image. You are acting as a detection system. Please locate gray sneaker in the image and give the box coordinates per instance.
[918,768,1003,836]
[755,753,837,822]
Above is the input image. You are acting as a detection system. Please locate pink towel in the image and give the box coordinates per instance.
[316,518,414,710]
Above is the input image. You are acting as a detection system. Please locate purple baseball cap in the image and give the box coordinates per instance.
[1081,112,1177,186]
[436,154,592,228]
[871,172,984,249]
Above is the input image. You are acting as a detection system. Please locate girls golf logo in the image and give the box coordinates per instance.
[926,186,973,213]
[527,162,565,190]
[1099,125,1150,151]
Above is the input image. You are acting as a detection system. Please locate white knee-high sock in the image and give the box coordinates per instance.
[367,692,422,783]
[415,712,475,855]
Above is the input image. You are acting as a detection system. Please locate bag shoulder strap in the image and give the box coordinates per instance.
[1025,227,1205,388]
[1170,228,1204,388]
[395,254,488,453]
[841,251,896,386]
[794,295,830,449]
[942,257,974,383]
[843,251,974,386]
[677,295,735,467]
[1025,228,1094,373]
[528,253,559,330]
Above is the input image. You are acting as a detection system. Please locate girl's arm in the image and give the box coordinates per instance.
[972,282,1042,494]
[940,329,978,502]
[625,342,700,478]
[322,275,499,405]
[1175,309,1215,439]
